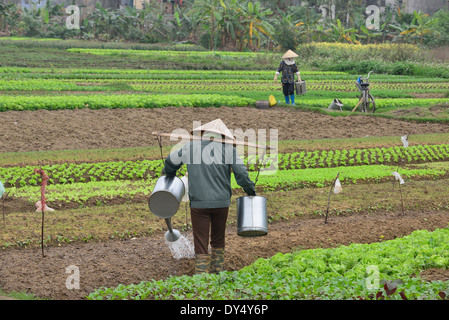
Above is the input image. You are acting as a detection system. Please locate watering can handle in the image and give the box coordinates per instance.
[253,149,266,189]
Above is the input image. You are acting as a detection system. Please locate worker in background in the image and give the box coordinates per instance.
[274,49,301,105]
[163,119,256,274]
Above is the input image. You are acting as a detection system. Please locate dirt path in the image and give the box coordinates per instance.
[1,106,448,153]
[0,209,448,300]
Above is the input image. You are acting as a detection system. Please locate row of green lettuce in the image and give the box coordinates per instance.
[2,144,448,188]
[0,79,447,97]
[87,228,449,300]
[0,93,448,112]
[2,66,448,83]
[0,94,255,111]
[0,67,349,80]
[4,164,446,204]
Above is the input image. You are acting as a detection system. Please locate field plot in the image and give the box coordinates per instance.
[0,41,449,300]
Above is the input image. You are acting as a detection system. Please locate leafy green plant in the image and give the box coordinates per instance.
[87,228,449,300]
[0,93,255,112]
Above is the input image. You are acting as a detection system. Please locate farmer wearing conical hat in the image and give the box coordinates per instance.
[274,49,301,105]
[162,119,256,275]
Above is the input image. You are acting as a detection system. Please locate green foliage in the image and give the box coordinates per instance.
[3,0,449,48]
[3,144,449,188]
[0,93,255,112]
[294,97,449,111]
[0,159,167,187]
[427,9,449,46]
[87,228,449,300]
[272,13,301,51]
[4,162,447,205]
[241,164,446,192]
[7,179,154,204]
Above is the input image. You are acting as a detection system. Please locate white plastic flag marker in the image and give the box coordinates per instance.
[392,172,405,185]
[35,201,55,212]
[333,178,342,194]
[401,135,408,148]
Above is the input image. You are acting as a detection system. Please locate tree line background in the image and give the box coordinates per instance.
[0,0,448,50]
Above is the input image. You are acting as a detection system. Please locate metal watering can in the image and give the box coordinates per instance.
[236,195,268,237]
[236,152,268,237]
[148,176,185,242]
[295,80,306,95]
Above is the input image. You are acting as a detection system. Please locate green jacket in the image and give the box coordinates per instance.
[163,139,256,209]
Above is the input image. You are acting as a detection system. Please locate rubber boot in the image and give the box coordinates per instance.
[290,94,295,106]
[284,95,290,104]
[194,254,210,274]
[210,248,225,274]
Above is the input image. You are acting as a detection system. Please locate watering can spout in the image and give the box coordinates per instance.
[164,218,181,242]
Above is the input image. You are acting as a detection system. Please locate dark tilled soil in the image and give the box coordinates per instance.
[1,107,449,300]
[0,210,448,300]
[1,106,448,153]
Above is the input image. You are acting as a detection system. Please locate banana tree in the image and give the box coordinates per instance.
[388,23,413,43]
[219,0,244,49]
[400,10,439,45]
[88,2,111,36]
[328,18,359,43]
[139,0,172,40]
[239,1,273,50]
[293,14,321,43]
[271,12,301,51]
[188,0,227,50]
[358,24,382,44]
[172,4,194,41]
[121,6,140,30]
[0,1,16,33]
[176,5,204,42]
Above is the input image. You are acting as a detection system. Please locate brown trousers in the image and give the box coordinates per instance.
[190,207,229,255]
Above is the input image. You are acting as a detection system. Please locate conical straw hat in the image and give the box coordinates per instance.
[282,50,299,59]
[191,119,235,141]
[152,119,274,150]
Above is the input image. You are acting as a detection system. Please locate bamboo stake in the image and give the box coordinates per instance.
[41,206,45,257]
[350,97,363,113]
[398,182,404,216]
[34,169,49,258]
[2,193,6,226]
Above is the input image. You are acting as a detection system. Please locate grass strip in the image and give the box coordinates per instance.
[3,178,449,252]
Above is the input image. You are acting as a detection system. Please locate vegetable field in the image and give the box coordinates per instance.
[0,40,449,301]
